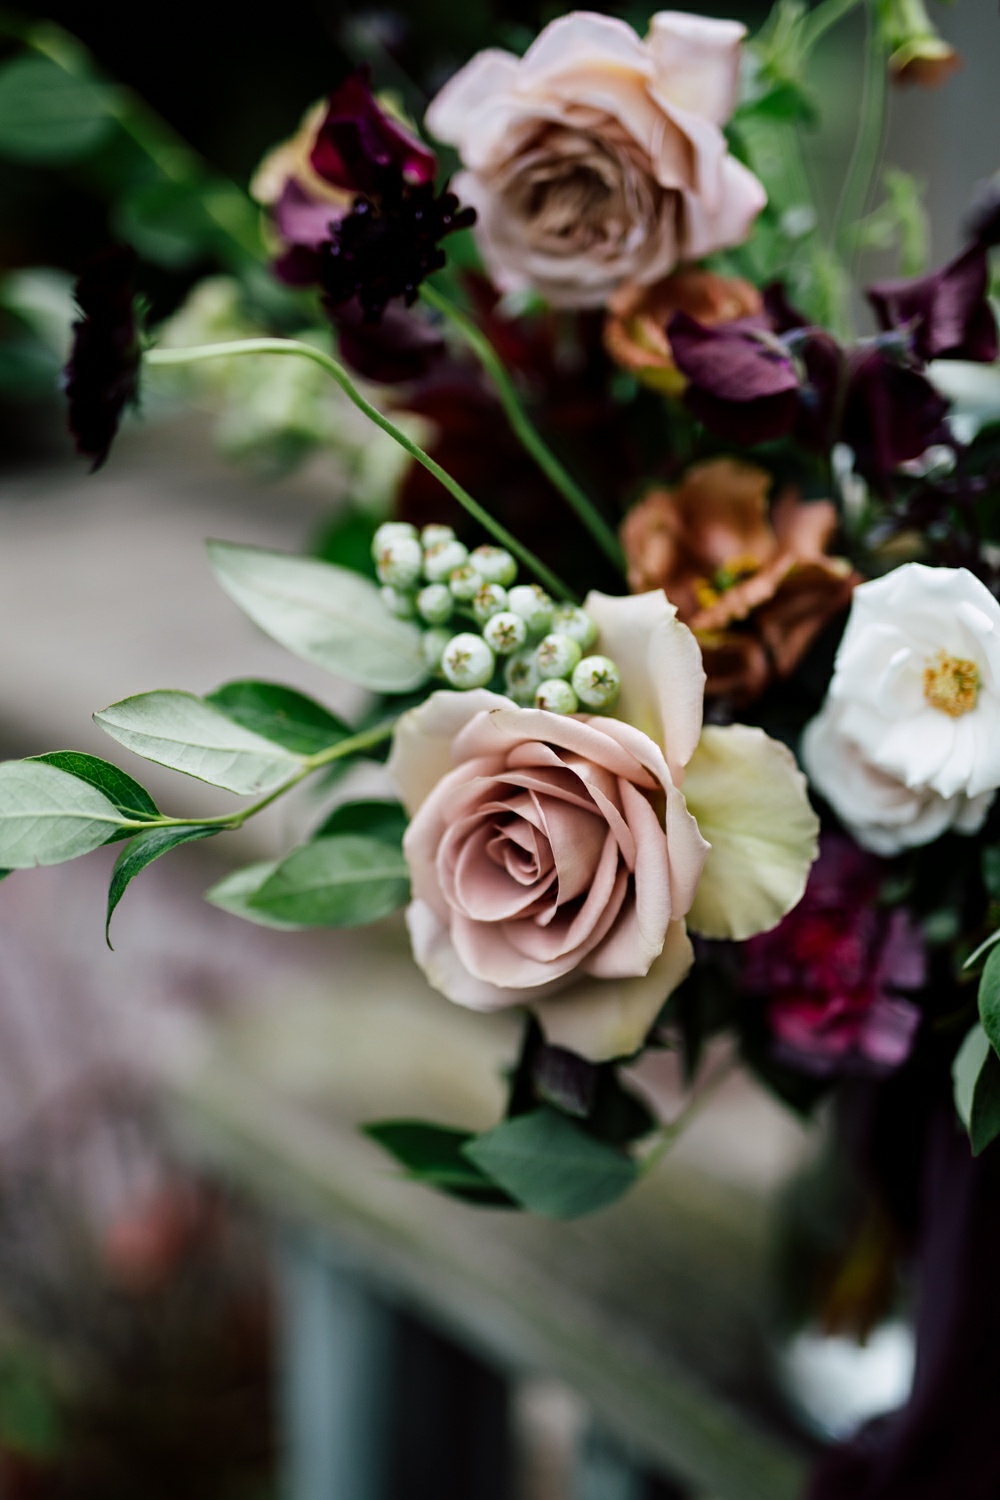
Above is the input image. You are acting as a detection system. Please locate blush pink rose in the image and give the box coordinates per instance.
[424,10,766,308]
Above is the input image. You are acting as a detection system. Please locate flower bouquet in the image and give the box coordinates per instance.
[4,0,1000,1487]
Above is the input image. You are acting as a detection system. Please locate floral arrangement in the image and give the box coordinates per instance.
[5,0,1000,1450]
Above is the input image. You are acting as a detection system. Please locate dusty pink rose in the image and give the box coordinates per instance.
[389,591,819,1061]
[424,10,766,308]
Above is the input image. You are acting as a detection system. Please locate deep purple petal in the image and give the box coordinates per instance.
[868,245,998,363]
[669,311,799,402]
[273,179,344,253]
[685,385,800,444]
[309,68,436,197]
[841,349,950,492]
[63,245,141,471]
[332,299,446,383]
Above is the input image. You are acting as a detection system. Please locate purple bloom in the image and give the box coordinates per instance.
[868,244,998,364]
[742,835,925,1076]
[63,245,141,472]
[840,346,950,494]
[309,67,436,198]
[668,310,801,443]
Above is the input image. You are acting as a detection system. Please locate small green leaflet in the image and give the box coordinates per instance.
[205,860,307,930]
[364,1120,515,1206]
[0,761,130,867]
[954,1024,991,1129]
[952,1022,1000,1157]
[979,945,1000,1057]
[205,680,350,755]
[247,834,410,927]
[94,691,306,794]
[32,751,159,839]
[0,56,118,164]
[207,541,428,693]
[107,825,219,943]
[463,1108,638,1219]
[313,799,407,846]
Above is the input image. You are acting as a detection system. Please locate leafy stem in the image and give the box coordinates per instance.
[638,1052,738,1176]
[420,283,626,574]
[145,339,575,601]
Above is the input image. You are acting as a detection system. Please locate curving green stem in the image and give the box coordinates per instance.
[146,339,575,601]
[116,717,398,836]
[800,0,866,53]
[420,283,626,574]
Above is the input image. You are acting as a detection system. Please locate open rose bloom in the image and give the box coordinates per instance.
[424,10,766,307]
[389,592,818,1061]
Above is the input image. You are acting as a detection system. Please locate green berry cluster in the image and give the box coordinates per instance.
[372,522,621,715]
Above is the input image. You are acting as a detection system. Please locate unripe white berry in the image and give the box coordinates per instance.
[504,651,541,705]
[472,582,509,624]
[421,627,452,670]
[535,679,579,714]
[535,632,583,680]
[469,546,517,587]
[376,535,423,588]
[483,610,528,655]
[416,583,454,625]
[421,524,456,550]
[372,521,418,558]
[424,538,469,582]
[508,584,553,637]
[441,632,495,689]
[572,654,622,710]
[380,585,417,619]
[550,604,599,650]
[448,564,484,601]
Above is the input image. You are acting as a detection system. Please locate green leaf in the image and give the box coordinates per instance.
[0,55,118,164]
[32,752,160,834]
[978,944,1000,1057]
[953,1023,991,1130]
[983,847,1000,901]
[248,834,409,927]
[207,541,429,693]
[94,690,306,794]
[463,1108,638,1219]
[204,860,307,930]
[113,178,218,269]
[971,1046,1000,1157]
[313,799,407,845]
[205,680,350,755]
[0,761,129,867]
[107,825,219,942]
[364,1120,515,1205]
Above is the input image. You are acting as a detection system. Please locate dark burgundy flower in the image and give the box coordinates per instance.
[318,181,475,323]
[331,299,446,383]
[309,67,436,198]
[668,310,801,443]
[964,172,1000,249]
[841,347,950,493]
[868,244,998,364]
[742,836,925,1076]
[63,245,141,471]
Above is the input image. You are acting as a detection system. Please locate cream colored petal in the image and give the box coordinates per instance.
[424,49,520,146]
[683,724,819,941]
[534,920,693,1062]
[646,13,745,126]
[679,153,767,260]
[519,12,651,85]
[387,689,512,815]
[584,590,705,780]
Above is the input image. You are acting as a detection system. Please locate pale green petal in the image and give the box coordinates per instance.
[533,921,693,1062]
[683,724,819,941]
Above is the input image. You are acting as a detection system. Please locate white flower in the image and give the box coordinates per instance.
[802,563,1000,853]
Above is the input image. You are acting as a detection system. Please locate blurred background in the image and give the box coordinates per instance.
[0,1,997,1496]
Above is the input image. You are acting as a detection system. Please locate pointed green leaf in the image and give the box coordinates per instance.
[32,752,160,830]
[207,541,428,693]
[462,1108,637,1219]
[313,799,407,846]
[978,944,1000,1057]
[107,825,219,942]
[94,691,305,794]
[364,1120,515,1205]
[205,860,307,930]
[971,1046,1000,1157]
[247,834,409,927]
[954,1024,991,1130]
[0,761,129,867]
[205,680,350,755]
[0,56,118,164]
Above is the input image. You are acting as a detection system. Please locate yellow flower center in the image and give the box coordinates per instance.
[693,555,760,611]
[922,650,980,717]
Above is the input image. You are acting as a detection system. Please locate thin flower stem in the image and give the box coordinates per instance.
[800,0,866,54]
[638,1053,738,1177]
[146,339,576,601]
[420,283,627,575]
[117,717,398,836]
[832,0,890,278]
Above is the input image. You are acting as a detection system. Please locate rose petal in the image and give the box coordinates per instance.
[646,12,745,126]
[682,724,819,940]
[534,920,694,1061]
[388,689,512,814]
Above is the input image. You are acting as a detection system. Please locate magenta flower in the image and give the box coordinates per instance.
[742,836,925,1074]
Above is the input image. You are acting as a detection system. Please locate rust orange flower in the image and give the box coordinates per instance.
[621,458,858,704]
[603,270,761,394]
